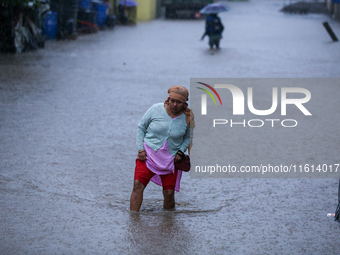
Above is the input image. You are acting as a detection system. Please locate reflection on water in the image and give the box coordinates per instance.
[126,211,191,254]
[108,196,228,254]
[106,192,233,254]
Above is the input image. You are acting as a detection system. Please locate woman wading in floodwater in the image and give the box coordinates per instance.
[130,85,195,211]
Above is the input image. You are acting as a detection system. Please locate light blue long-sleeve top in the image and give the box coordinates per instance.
[136,103,191,156]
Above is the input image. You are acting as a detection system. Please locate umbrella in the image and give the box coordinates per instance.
[199,3,229,14]
[119,0,138,7]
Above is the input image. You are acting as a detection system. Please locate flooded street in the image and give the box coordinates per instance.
[1,0,340,254]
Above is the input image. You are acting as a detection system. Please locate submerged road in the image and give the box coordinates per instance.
[1,0,340,254]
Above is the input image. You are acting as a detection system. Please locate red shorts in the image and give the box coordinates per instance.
[134,159,178,190]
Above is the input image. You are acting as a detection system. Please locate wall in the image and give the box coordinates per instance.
[135,0,157,21]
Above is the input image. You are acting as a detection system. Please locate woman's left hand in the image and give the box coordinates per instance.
[174,154,181,163]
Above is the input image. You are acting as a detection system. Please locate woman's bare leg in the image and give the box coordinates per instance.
[130,180,145,211]
[163,189,175,210]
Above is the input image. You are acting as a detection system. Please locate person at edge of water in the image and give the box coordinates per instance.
[130,86,195,211]
[201,13,224,50]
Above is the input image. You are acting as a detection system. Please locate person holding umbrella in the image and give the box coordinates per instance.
[118,0,138,25]
[200,3,229,50]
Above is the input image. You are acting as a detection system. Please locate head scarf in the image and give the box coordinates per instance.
[166,85,195,127]
[167,85,189,103]
[166,85,195,154]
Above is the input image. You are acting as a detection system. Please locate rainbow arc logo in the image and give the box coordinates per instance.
[196,82,222,115]
[196,82,223,106]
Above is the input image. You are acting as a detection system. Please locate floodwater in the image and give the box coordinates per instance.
[1,0,340,254]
